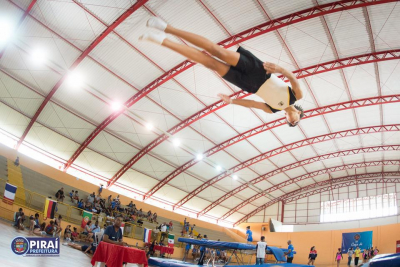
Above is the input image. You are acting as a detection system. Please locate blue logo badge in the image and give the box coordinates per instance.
[11,237,59,257]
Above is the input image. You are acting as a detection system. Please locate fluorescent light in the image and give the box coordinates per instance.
[66,72,83,88]
[196,154,203,160]
[173,139,180,147]
[146,123,153,130]
[111,101,122,111]
[0,19,14,44]
[30,48,47,64]
[216,165,222,171]
[232,175,238,180]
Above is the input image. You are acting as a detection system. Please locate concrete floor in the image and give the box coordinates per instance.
[0,220,357,267]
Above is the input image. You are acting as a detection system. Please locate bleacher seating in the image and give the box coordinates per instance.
[0,156,238,245]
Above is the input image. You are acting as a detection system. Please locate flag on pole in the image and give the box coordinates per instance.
[81,211,92,228]
[168,233,174,248]
[3,183,17,205]
[143,228,152,243]
[44,198,57,219]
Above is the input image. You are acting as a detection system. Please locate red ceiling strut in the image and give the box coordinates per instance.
[234,172,400,226]
[0,0,37,59]
[219,160,400,221]
[172,124,400,210]
[108,49,400,188]
[141,94,400,201]
[15,0,148,149]
[198,145,400,217]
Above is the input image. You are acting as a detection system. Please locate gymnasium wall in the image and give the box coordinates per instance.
[237,221,400,265]
[0,142,224,232]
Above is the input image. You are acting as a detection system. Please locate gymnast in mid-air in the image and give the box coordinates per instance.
[140,18,304,127]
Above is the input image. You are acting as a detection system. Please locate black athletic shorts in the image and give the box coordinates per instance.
[223,46,271,93]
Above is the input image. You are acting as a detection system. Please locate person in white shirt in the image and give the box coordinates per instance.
[256,236,267,265]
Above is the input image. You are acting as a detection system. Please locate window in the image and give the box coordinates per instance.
[320,193,398,223]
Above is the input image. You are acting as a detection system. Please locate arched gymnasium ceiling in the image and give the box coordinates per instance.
[0,0,399,226]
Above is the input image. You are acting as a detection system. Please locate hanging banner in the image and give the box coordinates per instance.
[342,231,373,252]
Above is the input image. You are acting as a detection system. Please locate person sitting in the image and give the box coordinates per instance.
[82,220,94,242]
[69,190,75,202]
[169,221,173,231]
[37,222,46,236]
[71,227,80,242]
[128,201,134,208]
[55,187,65,202]
[147,240,156,259]
[30,213,41,235]
[91,221,101,234]
[53,215,63,237]
[102,215,127,246]
[64,225,72,241]
[85,200,92,211]
[14,208,23,223]
[14,212,25,230]
[152,212,158,224]
[73,191,79,203]
[45,220,55,236]
[14,156,20,166]
[147,210,153,222]
[77,199,84,209]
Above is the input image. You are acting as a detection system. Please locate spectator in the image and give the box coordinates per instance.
[14,208,23,222]
[308,246,317,266]
[38,222,46,236]
[95,194,101,202]
[77,199,84,209]
[85,200,92,211]
[347,247,354,266]
[198,234,208,265]
[128,201,134,208]
[98,184,103,195]
[30,213,41,235]
[189,224,195,235]
[374,247,379,257]
[14,156,20,166]
[69,190,75,202]
[54,215,63,236]
[284,240,294,263]
[65,241,97,255]
[64,225,72,241]
[82,220,94,242]
[354,246,361,266]
[107,195,112,205]
[335,248,343,267]
[73,191,79,203]
[153,212,158,224]
[91,221,100,233]
[14,212,25,230]
[256,236,267,265]
[102,215,127,246]
[71,227,80,242]
[246,226,253,243]
[147,210,152,221]
[169,221,174,231]
[147,240,156,259]
[45,220,55,236]
[185,222,189,235]
[183,240,191,261]
[55,187,65,202]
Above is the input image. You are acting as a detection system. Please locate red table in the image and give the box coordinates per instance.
[154,245,174,255]
[91,241,148,267]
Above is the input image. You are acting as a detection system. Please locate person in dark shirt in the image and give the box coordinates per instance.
[45,220,55,236]
[66,242,97,254]
[198,235,208,265]
[14,156,20,166]
[55,187,65,202]
[102,215,127,246]
[14,212,25,230]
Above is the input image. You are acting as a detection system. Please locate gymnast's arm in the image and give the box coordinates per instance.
[263,62,303,100]
[218,94,273,114]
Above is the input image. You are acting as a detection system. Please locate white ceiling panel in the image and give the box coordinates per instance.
[74,148,123,178]
[118,169,159,193]
[0,102,31,137]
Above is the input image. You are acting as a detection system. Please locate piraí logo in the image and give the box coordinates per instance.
[11,236,29,255]
[11,237,59,257]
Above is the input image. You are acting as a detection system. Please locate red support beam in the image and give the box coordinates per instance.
[218,160,400,221]
[172,125,400,210]
[15,0,148,149]
[108,49,400,189]
[142,94,400,201]
[0,0,37,59]
[198,145,400,217]
[234,172,400,226]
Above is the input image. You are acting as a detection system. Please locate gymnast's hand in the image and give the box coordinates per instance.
[263,62,282,74]
[218,93,232,104]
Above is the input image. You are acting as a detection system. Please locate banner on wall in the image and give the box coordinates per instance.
[341,231,373,253]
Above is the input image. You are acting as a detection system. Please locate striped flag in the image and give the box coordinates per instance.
[143,228,151,243]
[168,233,174,248]
[44,198,57,219]
[3,183,17,205]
